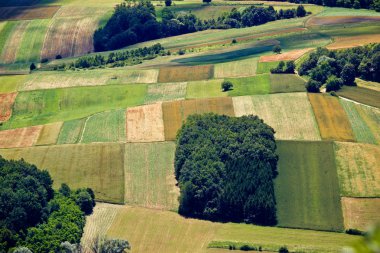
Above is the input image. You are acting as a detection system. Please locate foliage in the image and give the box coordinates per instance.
[175,114,278,225]
[93,2,309,51]
[29,63,36,71]
[346,225,380,252]
[59,184,96,215]
[279,246,289,253]
[305,79,322,92]
[326,75,343,92]
[165,0,172,7]
[270,61,295,74]
[299,44,380,92]
[13,247,32,253]
[273,45,282,54]
[92,236,131,253]
[221,81,233,92]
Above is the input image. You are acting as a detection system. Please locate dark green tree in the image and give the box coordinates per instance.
[305,79,322,92]
[165,0,172,6]
[341,64,356,86]
[29,63,36,71]
[221,81,233,91]
[296,5,306,17]
[326,75,343,92]
[273,45,282,54]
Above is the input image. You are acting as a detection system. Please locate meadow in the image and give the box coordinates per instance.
[35,121,63,146]
[269,74,306,93]
[144,82,187,104]
[226,74,270,96]
[186,79,226,99]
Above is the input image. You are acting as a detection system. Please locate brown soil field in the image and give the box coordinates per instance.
[41,17,98,59]
[0,20,29,64]
[306,16,380,26]
[162,97,234,140]
[341,197,380,231]
[0,92,17,122]
[0,125,42,148]
[259,48,313,62]
[308,94,355,142]
[35,122,63,146]
[327,34,380,50]
[0,6,60,21]
[126,103,165,142]
[337,86,380,108]
[158,65,214,83]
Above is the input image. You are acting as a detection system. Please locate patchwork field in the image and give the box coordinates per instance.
[337,86,380,108]
[341,197,380,231]
[259,48,312,62]
[126,103,165,142]
[0,143,125,203]
[0,6,60,21]
[308,94,355,142]
[80,110,126,143]
[144,82,187,104]
[334,142,380,197]
[275,140,344,232]
[22,69,158,90]
[0,75,26,93]
[186,79,226,99]
[162,97,235,140]
[35,122,63,146]
[0,22,17,58]
[256,61,281,74]
[57,118,86,144]
[105,206,356,253]
[306,16,380,26]
[226,74,270,96]
[340,99,377,144]
[124,142,178,210]
[158,65,214,83]
[0,125,42,148]
[0,92,17,122]
[2,84,147,129]
[269,74,306,93]
[233,93,321,140]
[214,57,258,78]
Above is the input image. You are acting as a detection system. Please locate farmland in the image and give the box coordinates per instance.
[337,86,380,108]
[233,93,321,140]
[214,57,258,78]
[158,65,214,83]
[0,92,17,122]
[35,121,63,146]
[186,79,226,99]
[57,118,86,144]
[0,75,26,93]
[145,82,187,103]
[226,74,270,96]
[259,48,312,62]
[0,125,42,148]
[269,74,306,93]
[0,6,60,20]
[341,198,380,231]
[275,140,344,231]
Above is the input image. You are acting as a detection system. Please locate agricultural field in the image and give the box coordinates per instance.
[341,197,380,231]
[275,140,344,231]
[337,86,380,108]
[340,99,377,144]
[269,74,306,93]
[0,92,17,122]
[354,104,380,144]
[0,6,60,21]
[80,109,126,143]
[126,103,165,143]
[124,142,178,210]
[356,78,380,92]
[0,143,125,203]
[256,61,280,74]
[306,16,380,26]
[56,118,86,144]
[2,84,147,129]
[0,75,26,93]
[226,74,270,96]
[144,82,187,104]
[334,142,380,197]
[162,97,235,140]
[259,48,312,62]
[0,125,42,148]
[158,65,214,83]
[233,93,321,140]
[0,20,30,64]
[35,121,63,146]
[214,57,258,78]
[308,93,355,142]
[186,79,226,99]
[327,34,380,49]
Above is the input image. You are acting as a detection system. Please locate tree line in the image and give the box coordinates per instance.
[300,43,380,92]
[265,0,379,11]
[93,1,308,51]
[175,113,278,225]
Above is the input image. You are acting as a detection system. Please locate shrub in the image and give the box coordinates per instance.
[346,228,364,235]
[240,244,257,251]
[221,81,233,91]
[30,63,36,71]
[40,58,48,63]
[232,39,237,44]
[55,55,62,60]
[178,49,186,55]
[165,0,172,6]
[279,246,289,253]
[326,75,343,92]
[273,45,282,54]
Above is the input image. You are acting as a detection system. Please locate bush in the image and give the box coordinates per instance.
[178,49,186,55]
[305,79,322,93]
[341,64,356,86]
[273,45,282,54]
[165,0,172,6]
[279,246,289,253]
[40,58,48,63]
[55,55,62,60]
[232,38,237,44]
[284,61,295,73]
[240,245,257,251]
[221,81,233,91]
[346,228,364,235]
[326,75,343,92]
[29,63,36,71]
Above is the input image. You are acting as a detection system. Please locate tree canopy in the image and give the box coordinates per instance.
[175,114,278,225]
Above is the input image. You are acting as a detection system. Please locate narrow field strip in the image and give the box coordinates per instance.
[259,48,312,62]
[0,125,42,148]
[214,57,258,78]
[356,78,380,92]
[327,34,380,50]
[341,197,380,231]
[337,86,380,108]
[0,20,29,64]
[158,65,214,83]
[0,6,60,21]
[126,103,165,143]
[0,143,125,203]
[144,82,187,104]
[57,118,86,144]
[355,104,380,144]
[233,93,321,140]
[308,94,355,142]
[0,21,17,58]
[0,92,17,122]
[124,142,178,210]
[334,142,380,197]
[35,122,63,146]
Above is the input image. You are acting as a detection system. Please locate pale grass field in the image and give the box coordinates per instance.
[35,122,63,146]
[214,57,258,78]
[341,197,380,231]
[145,82,187,104]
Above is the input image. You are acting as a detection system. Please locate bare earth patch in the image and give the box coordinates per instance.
[327,34,380,50]
[341,197,380,231]
[259,48,313,62]
[0,92,17,122]
[126,103,165,142]
[0,6,60,21]
[0,125,42,148]
[35,122,63,146]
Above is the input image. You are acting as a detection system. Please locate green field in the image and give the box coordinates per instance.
[256,61,280,74]
[80,109,126,143]
[57,118,86,144]
[340,99,377,144]
[214,57,258,78]
[144,82,187,104]
[0,21,17,57]
[2,84,147,129]
[0,75,26,93]
[317,7,380,16]
[124,142,178,210]
[269,74,306,93]
[275,140,344,231]
[226,74,270,96]
[0,143,125,203]
[15,19,51,64]
[186,79,226,99]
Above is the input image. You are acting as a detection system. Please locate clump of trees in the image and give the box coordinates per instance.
[299,44,380,92]
[274,0,378,11]
[221,80,233,91]
[0,156,95,253]
[175,114,278,225]
[270,60,296,74]
[93,1,309,51]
